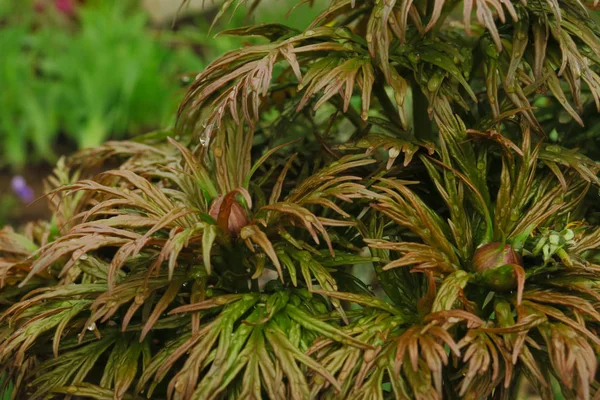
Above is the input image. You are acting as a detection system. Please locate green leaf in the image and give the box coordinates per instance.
[432,270,471,313]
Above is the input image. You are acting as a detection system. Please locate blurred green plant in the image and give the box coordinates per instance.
[0,373,12,400]
[46,1,203,150]
[0,0,205,168]
[0,196,18,228]
[0,0,328,169]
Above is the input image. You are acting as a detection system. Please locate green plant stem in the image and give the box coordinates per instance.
[224,242,253,292]
[331,97,365,130]
[251,278,259,292]
[373,80,403,129]
[412,83,433,141]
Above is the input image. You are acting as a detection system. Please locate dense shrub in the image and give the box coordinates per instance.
[2,0,600,399]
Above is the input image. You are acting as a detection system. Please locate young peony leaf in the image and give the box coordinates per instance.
[431,270,471,313]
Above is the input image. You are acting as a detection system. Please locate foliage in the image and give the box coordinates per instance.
[0,0,205,168]
[0,0,329,169]
[0,196,18,228]
[2,0,600,399]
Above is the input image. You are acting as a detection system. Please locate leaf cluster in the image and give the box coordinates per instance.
[2,0,600,399]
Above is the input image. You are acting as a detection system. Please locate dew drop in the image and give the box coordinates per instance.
[200,129,212,147]
[87,322,97,331]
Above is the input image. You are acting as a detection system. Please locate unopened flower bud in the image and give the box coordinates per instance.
[472,242,522,273]
[209,195,249,236]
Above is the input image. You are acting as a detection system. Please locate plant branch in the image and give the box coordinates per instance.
[411,82,434,141]
[373,79,404,129]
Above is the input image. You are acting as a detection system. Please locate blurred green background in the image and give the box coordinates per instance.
[0,0,326,225]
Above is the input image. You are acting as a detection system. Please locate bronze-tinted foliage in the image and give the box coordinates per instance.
[2,0,600,399]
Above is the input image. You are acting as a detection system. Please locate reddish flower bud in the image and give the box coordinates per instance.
[209,195,249,236]
[472,242,522,273]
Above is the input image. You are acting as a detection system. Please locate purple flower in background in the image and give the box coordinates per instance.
[11,176,35,204]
